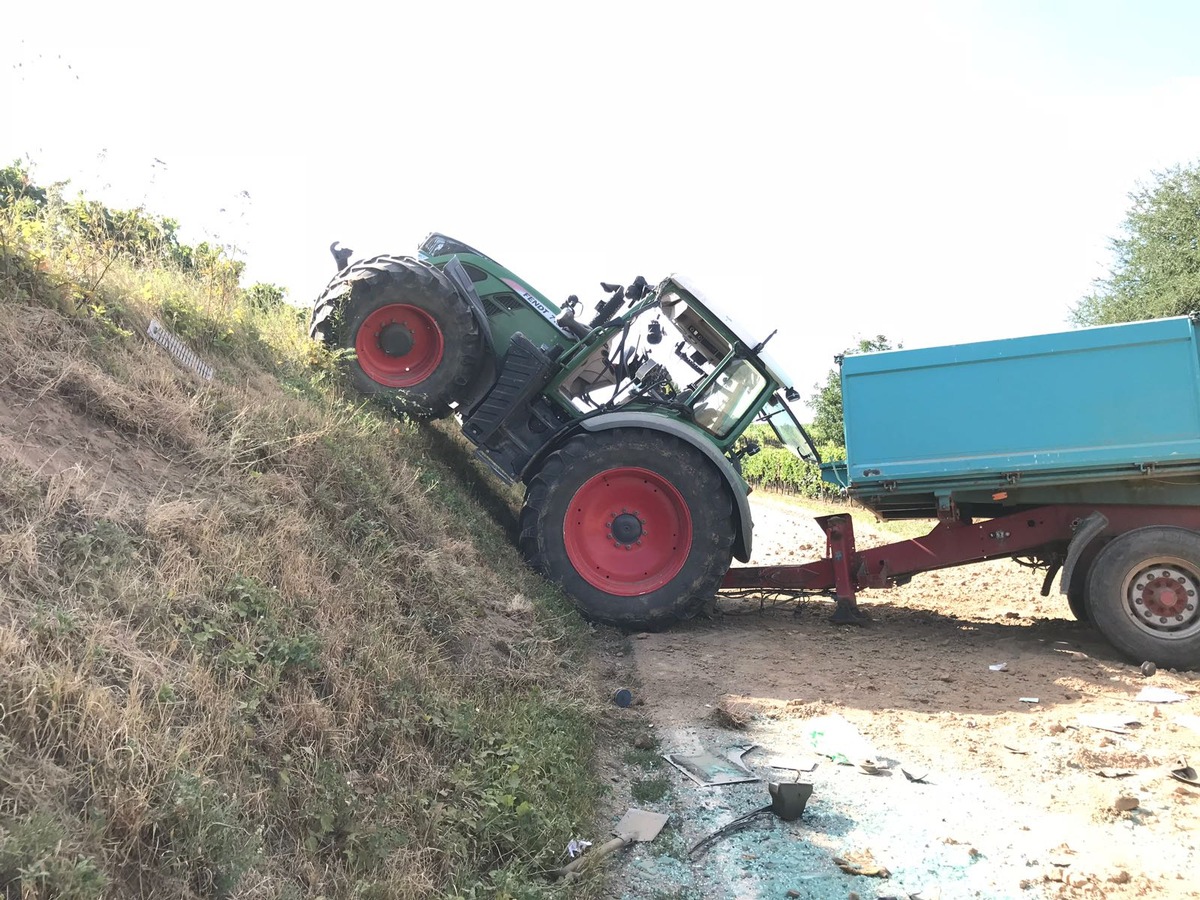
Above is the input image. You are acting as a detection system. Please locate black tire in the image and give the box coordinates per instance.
[310,255,483,418]
[1065,541,1103,623]
[519,428,735,629]
[1086,527,1200,669]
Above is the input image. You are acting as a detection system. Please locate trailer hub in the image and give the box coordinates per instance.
[1134,567,1197,621]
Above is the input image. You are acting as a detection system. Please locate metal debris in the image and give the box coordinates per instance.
[147,318,214,380]
[1078,713,1141,734]
[664,745,758,786]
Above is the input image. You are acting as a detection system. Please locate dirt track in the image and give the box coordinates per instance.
[598,493,1200,899]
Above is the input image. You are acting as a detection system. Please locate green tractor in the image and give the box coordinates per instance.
[311,234,818,628]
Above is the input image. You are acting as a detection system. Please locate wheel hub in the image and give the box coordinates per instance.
[609,512,644,546]
[354,303,445,388]
[1127,562,1200,632]
[563,467,693,597]
[377,322,415,357]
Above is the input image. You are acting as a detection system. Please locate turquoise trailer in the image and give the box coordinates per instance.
[832,315,1200,518]
[724,316,1200,669]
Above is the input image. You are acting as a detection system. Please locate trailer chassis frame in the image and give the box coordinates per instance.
[720,504,1200,620]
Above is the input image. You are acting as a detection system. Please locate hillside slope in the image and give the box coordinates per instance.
[0,173,601,899]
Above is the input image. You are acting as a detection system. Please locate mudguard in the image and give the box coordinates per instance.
[539,412,754,563]
[1060,510,1109,595]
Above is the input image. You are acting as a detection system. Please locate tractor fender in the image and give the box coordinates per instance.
[1060,511,1110,595]
[441,257,498,411]
[531,412,754,563]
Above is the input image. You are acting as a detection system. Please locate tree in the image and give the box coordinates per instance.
[242,282,287,311]
[1072,163,1200,326]
[808,335,896,450]
[0,161,49,216]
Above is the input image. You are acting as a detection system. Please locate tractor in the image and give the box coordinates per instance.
[310,234,818,628]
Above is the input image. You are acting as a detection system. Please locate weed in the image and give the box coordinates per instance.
[159,772,260,897]
[0,813,108,900]
[631,777,672,804]
[624,744,663,769]
[651,824,691,862]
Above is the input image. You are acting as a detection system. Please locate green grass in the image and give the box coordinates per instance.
[623,747,664,769]
[0,169,604,899]
[630,777,672,804]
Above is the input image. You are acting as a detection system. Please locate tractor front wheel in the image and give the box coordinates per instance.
[520,429,735,629]
[310,255,483,418]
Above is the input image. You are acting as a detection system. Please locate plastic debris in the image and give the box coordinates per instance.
[802,714,879,767]
[989,662,1009,672]
[1096,768,1134,779]
[768,781,814,821]
[1176,715,1200,735]
[1134,686,1188,703]
[613,688,633,707]
[1019,697,1039,703]
[566,838,592,859]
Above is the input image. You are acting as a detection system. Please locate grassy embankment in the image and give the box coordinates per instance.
[0,169,604,899]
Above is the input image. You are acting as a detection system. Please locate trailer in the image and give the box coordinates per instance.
[723,315,1200,669]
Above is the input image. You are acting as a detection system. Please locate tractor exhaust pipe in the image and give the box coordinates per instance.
[330,242,353,272]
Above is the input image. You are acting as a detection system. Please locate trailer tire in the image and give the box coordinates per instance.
[310,255,483,418]
[1065,544,1103,623]
[1066,581,1089,623]
[1086,527,1200,669]
[519,428,734,630]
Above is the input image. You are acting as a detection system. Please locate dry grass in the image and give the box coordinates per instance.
[0,213,604,898]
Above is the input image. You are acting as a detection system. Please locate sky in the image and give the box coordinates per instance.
[3,0,1200,397]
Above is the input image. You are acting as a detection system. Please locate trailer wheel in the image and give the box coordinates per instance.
[1065,544,1102,623]
[310,255,483,418]
[1086,527,1200,669]
[519,428,735,629]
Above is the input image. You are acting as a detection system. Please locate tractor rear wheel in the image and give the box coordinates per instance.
[310,255,483,418]
[519,429,735,629]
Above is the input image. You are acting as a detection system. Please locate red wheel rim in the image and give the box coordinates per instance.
[355,304,444,388]
[564,466,693,596]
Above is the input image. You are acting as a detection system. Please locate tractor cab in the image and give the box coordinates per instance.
[549,274,819,460]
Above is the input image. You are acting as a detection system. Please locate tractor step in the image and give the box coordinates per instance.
[462,333,568,480]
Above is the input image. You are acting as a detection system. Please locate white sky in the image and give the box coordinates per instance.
[3,0,1200,397]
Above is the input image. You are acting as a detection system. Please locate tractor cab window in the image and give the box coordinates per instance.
[690,358,767,438]
[659,286,728,365]
[762,395,820,463]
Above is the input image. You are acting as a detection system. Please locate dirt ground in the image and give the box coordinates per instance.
[595,493,1200,900]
